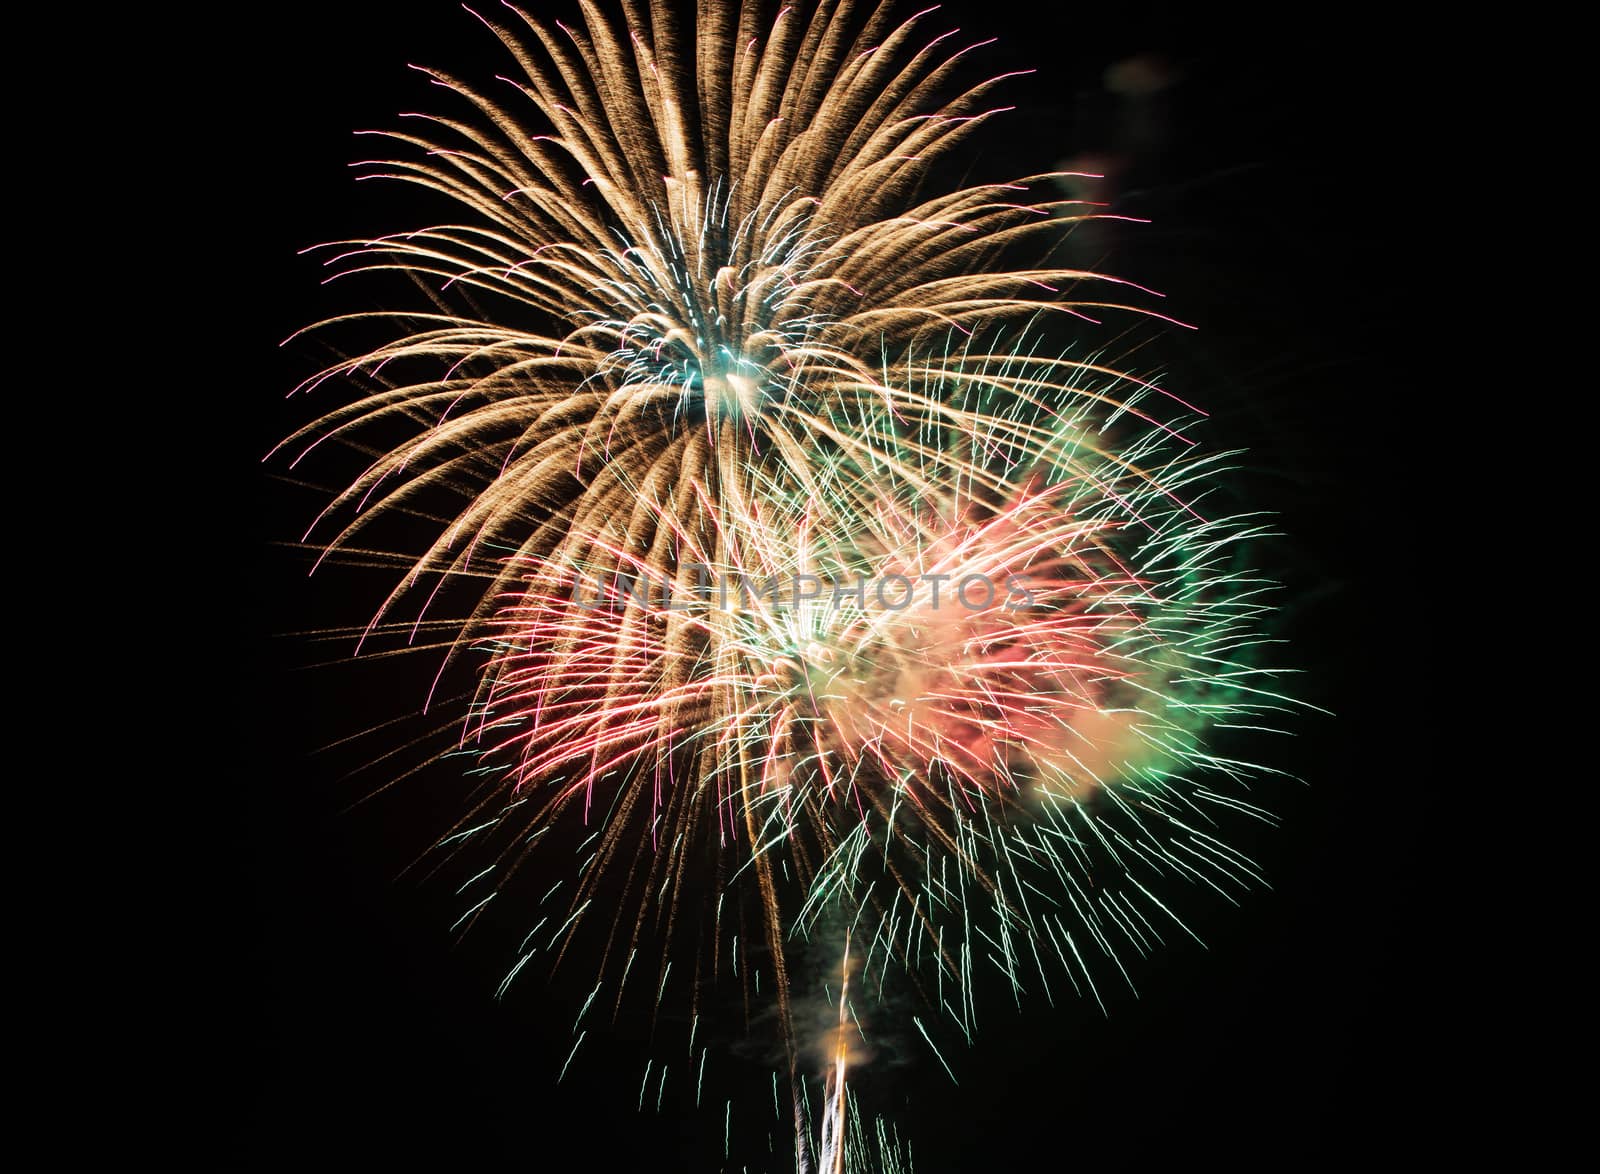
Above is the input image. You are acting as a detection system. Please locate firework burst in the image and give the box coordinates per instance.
[276,0,1175,665]
[279,2,1299,1167]
[469,359,1288,1019]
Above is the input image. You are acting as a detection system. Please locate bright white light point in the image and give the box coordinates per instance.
[704,371,763,418]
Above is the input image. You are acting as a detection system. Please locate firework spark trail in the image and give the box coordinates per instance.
[280,2,1300,1167]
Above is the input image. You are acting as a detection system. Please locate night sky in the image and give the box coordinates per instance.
[221,2,1427,1167]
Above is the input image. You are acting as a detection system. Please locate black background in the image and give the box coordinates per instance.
[216,1,1429,1167]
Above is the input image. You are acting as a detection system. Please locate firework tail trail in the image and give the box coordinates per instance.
[818,930,853,1174]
